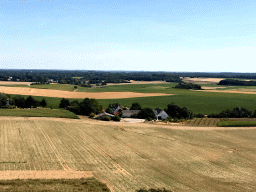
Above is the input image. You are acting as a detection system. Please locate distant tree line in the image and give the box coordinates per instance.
[0,70,182,86]
[174,82,201,90]
[218,79,256,86]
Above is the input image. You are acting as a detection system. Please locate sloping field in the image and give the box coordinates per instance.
[0,86,171,99]
[0,117,255,191]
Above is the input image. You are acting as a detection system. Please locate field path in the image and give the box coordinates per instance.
[0,117,256,192]
[0,86,171,99]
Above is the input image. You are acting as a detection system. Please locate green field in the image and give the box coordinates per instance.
[218,120,256,127]
[3,82,256,115]
[0,108,79,119]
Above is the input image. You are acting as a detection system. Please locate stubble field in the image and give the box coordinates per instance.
[0,117,255,191]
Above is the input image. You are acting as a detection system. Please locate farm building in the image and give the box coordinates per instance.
[153,108,169,120]
[112,104,122,114]
[97,112,114,119]
[122,110,141,118]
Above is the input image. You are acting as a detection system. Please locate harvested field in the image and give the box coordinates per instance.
[183,77,224,84]
[0,81,33,85]
[195,89,256,95]
[0,86,171,99]
[0,116,256,191]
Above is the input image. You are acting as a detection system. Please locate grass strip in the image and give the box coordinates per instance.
[0,178,110,192]
[0,108,79,119]
[218,121,256,127]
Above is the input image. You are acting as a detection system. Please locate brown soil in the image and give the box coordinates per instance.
[0,86,172,99]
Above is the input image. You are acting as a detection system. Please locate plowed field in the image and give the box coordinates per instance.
[0,86,171,99]
[0,117,255,191]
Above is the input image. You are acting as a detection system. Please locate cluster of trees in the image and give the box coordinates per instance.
[129,103,194,121]
[0,93,47,108]
[59,98,102,116]
[208,107,256,118]
[218,79,256,86]
[174,82,201,90]
[164,103,194,119]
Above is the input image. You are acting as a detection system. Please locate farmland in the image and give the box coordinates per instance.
[1,81,256,114]
[0,117,255,191]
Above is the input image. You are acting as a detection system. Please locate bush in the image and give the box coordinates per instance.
[195,113,204,118]
[89,113,95,118]
[101,116,111,121]
[112,115,121,121]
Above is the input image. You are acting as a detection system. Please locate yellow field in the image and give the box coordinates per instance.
[0,117,255,191]
[0,86,171,99]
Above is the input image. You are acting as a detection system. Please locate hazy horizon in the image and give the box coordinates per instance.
[1,0,255,72]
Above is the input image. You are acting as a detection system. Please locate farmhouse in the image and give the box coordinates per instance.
[122,110,141,118]
[153,108,169,120]
[112,104,122,115]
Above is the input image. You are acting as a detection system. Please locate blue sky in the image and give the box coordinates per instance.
[0,0,255,72]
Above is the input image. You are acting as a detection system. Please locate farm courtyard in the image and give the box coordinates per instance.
[0,117,255,191]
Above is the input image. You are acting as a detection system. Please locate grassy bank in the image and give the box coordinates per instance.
[218,121,256,127]
[0,108,79,119]
[0,178,110,192]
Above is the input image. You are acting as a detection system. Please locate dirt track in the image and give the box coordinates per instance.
[0,86,172,99]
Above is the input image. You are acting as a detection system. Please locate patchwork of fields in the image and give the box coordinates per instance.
[0,117,256,191]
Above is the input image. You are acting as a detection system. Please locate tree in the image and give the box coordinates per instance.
[130,102,142,110]
[13,95,25,108]
[59,98,70,109]
[136,108,155,120]
[39,98,47,107]
[24,96,38,108]
[79,98,102,116]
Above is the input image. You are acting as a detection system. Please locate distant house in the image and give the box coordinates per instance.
[48,79,54,83]
[122,110,141,118]
[97,112,114,119]
[153,108,169,120]
[112,104,122,115]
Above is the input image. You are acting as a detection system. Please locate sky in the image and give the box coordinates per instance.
[0,0,256,72]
